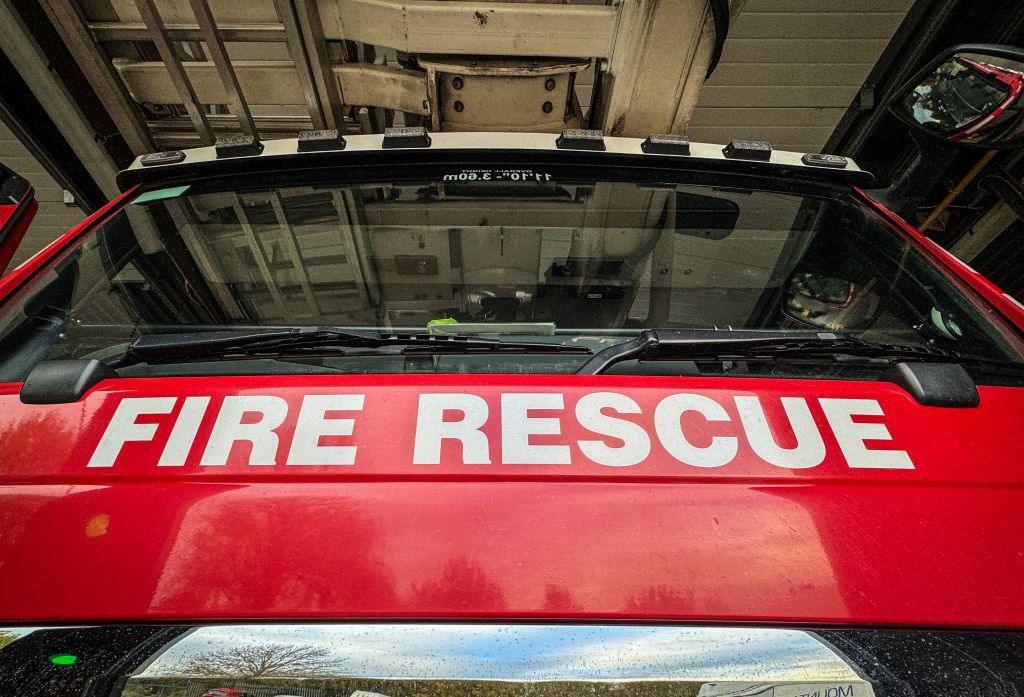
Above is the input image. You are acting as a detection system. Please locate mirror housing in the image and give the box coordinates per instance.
[888,44,1024,149]
[0,162,37,273]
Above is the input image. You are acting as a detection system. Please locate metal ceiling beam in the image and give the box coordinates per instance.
[188,0,258,137]
[295,0,345,130]
[146,114,360,148]
[89,22,286,43]
[115,60,428,115]
[33,0,733,158]
[335,64,428,116]
[272,0,327,130]
[37,0,153,155]
[599,0,717,137]
[0,0,117,203]
[114,61,303,105]
[134,0,214,145]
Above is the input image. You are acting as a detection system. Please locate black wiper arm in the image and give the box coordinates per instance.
[109,327,589,367]
[576,328,972,375]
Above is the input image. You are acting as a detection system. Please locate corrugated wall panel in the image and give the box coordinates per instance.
[691,0,916,153]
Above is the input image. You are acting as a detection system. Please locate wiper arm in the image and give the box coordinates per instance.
[109,327,589,367]
[576,328,993,375]
[575,328,1020,407]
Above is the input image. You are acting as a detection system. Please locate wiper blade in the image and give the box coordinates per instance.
[109,327,589,367]
[576,328,1000,375]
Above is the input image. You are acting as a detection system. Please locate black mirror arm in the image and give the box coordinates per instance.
[978,171,1024,221]
[867,129,959,219]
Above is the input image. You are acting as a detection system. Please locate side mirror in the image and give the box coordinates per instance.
[0,162,37,272]
[888,44,1024,148]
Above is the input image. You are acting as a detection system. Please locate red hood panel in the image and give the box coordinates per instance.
[0,373,1022,626]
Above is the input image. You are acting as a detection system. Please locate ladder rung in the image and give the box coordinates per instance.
[89,21,285,42]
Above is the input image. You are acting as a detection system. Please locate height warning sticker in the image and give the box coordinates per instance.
[442,169,554,182]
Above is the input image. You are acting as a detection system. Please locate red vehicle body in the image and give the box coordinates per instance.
[2,134,1024,695]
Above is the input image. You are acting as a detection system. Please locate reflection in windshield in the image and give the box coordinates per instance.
[134,625,859,681]
[125,624,871,697]
[0,170,1019,381]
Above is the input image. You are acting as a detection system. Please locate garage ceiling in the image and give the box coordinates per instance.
[2,0,921,272]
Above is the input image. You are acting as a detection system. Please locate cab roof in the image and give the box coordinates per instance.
[117,130,874,191]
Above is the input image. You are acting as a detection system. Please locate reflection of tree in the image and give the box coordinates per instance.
[150,498,398,615]
[623,585,694,613]
[176,643,337,678]
[415,557,505,609]
[0,631,19,650]
[128,677,700,697]
[543,584,580,612]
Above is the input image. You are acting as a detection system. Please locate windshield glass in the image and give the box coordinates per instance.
[0,164,1019,380]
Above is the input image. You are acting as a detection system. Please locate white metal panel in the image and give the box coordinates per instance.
[318,0,616,58]
[690,0,916,153]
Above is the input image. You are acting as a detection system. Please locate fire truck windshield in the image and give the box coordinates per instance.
[0,164,1020,380]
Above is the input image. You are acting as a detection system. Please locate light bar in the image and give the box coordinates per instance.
[297,129,346,152]
[382,126,432,149]
[214,135,264,158]
[802,153,849,169]
[641,133,691,155]
[555,129,606,151]
[723,139,772,161]
[139,150,185,167]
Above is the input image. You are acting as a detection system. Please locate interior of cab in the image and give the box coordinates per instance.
[106,178,823,331]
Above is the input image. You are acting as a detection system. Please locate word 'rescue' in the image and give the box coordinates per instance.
[86,391,914,470]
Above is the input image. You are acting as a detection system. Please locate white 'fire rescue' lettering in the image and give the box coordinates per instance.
[85,392,914,470]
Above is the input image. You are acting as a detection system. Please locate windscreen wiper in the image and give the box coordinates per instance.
[574,328,977,374]
[108,326,590,368]
[21,327,592,404]
[575,328,1024,407]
